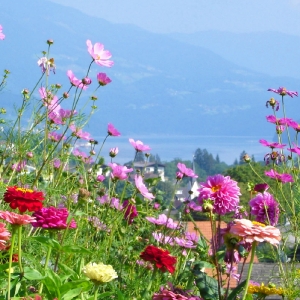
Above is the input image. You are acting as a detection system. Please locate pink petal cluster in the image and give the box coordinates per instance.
[123,200,138,224]
[266,115,293,126]
[265,169,294,183]
[97,195,122,210]
[288,143,300,156]
[109,163,133,180]
[146,214,178,229]
[12,161,26,172]
[109,147,119,158]
[107,123,120,136]
[230,219,281,246]
[0,222,10,250]
[67,70,88,90]
[97,73,112,86]
[177,162,198,178]
[198,174,240,215]
[0,25,5,40]
[152,290,189,300]
[259,139,286,149]
[32,206,76,229]
[135,175,155,200]
[72,148,93,164]
[129,138,151,152]
[48,132,66,142]
[152,232,174,246]
[249,192,279,226]
[86,40,114,67]
[268,87,298,98]
[69,124,92,141]
[0,210,36,225]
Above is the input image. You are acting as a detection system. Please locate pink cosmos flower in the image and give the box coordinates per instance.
[288,143,300,156]
[53,158,61,169]
[185,232,199,244]
[134,175,155,200]
[48,132,66,142]
[109,147,119,158]
[229,219,281,246]
[96,174,105,182]
[265,169,294,183]
[97,73,112,86]
[107,123,120,136]
[249,192,279,226]
[146,214,178,229]
[174,237,196,248]
[0,25,5,40]
[0,210,36,225]
[97,195,122,210]
[32,206,76,229]
[109,163,133,180]
[0,222,10,250]
[72,148,93,164]
[69,124,92,141]
[129,138,151,152]
[266,115,293,126]
[177,162,198,178]
[152,232,174,246]
[67,70,88,90]
[49,108,76,125]
[288,120,300,132]
[86,40,114,67]
[268,87,298,98]
[123,200,138,224]
[259,139,286,149]
[37,57,56,74]
[12,161,26,172]
[198,174,240,215]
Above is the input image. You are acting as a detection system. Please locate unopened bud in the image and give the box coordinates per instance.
[47,39,54,45]
[243,154,251,163]
[63,92,69,99]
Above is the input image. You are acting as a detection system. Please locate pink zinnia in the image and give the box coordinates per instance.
[86,40,114,67]
[107,123,120,136]
[265,169,294,183]
[249,192,279,226]
[69,124,92,141]
[230,219,281,246]
[0,222,10,250]
[146,214,178,229]
[135,175,155,200]
[32,206,76,229]
[268,87,298,98]
[97,72,112,86]
[0,210,36,226]
[177,162,198,178]
[67,70,88,90]
[0,25,5,40]
[129,138,151,152]
[198,174,240,215]
[123,200,138,224]
[109,163,133,180]
[259,139,286,149]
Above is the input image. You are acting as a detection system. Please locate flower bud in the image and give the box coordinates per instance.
[47,39,54,45]
[82,77,92,85]
[243,154,251,163]
[26,152,34,159]
[109,147,119,158]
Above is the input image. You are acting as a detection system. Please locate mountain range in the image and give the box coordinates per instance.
[0,1,299,164]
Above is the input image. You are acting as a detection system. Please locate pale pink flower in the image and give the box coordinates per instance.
[49,108,76,125]
[69,124,92,141]
[0,222,10,250]
[67,70,88,90]
[174,237,196,248]
[134,175,155,200]
[53,158,61,169]
[146,214,178,229]
[48,132,66,142]
[265,169,294,183]
[0,210,36,225]
[259,139,286,149]
[0,25,5,40]
[109,147,119,158]
[198,174,240,215]
[72,148,93,164]
[129,138,151,152]
[97,195,122,210]
[177,162,198,178]
[152,232,174,246]
[97,72,112,86]
[37,57,55,74]
[12,161,26,172]
[109,163,133,180]
[268,87,298,97]
[185,232,199,244]
[86,40,114,67]
[107,123,120,136]
[229,219,281,246]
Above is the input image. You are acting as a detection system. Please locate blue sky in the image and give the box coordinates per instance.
[49,0,300,35]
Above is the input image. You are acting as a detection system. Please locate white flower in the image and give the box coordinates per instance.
[83,262,118,283]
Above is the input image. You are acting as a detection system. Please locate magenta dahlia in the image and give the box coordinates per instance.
[249,192,279,226]
[198,174,240,215]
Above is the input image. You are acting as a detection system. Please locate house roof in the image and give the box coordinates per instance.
[125,161,165,168]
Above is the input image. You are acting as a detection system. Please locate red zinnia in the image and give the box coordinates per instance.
[4,186,45,213]
[140,245,177,273]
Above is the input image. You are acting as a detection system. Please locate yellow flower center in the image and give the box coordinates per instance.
[96,54,101,60]
[211,185,221,193]
[252,221,266,227]
[16,187,34,193]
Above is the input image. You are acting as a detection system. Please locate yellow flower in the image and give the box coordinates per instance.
[247,282,284,296]
[83,262,118,283]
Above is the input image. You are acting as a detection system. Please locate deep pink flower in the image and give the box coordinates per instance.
[264,151,285,165]
[259,139,286,149]
[86,40,114,67]
[109,147,119,158]
[67,70,88,90]
[135,175,155,200]
[146,214,178,229]
[288,143,300,156]
[48,132,66,142]
[107,123,120,136]
[0,223,10,250]
[69,124,92,141]
[249,192,279,226]
[268,87,298,98]
[109,163,133,180]
[32,206,76,229]
[288,120,300,132]
[198,174,241,215]
[96,174,105,182]
[266,115,292,126]
[82,77,92,85]
[0,211,36,226]
[129,138,151,152]
[230,219,281,246]
[253,183,269,193]
[0,25,5,40]
[265,169,294,183]
[123,200,138,224]
[97,73,112,86]
[177,162,198,178]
